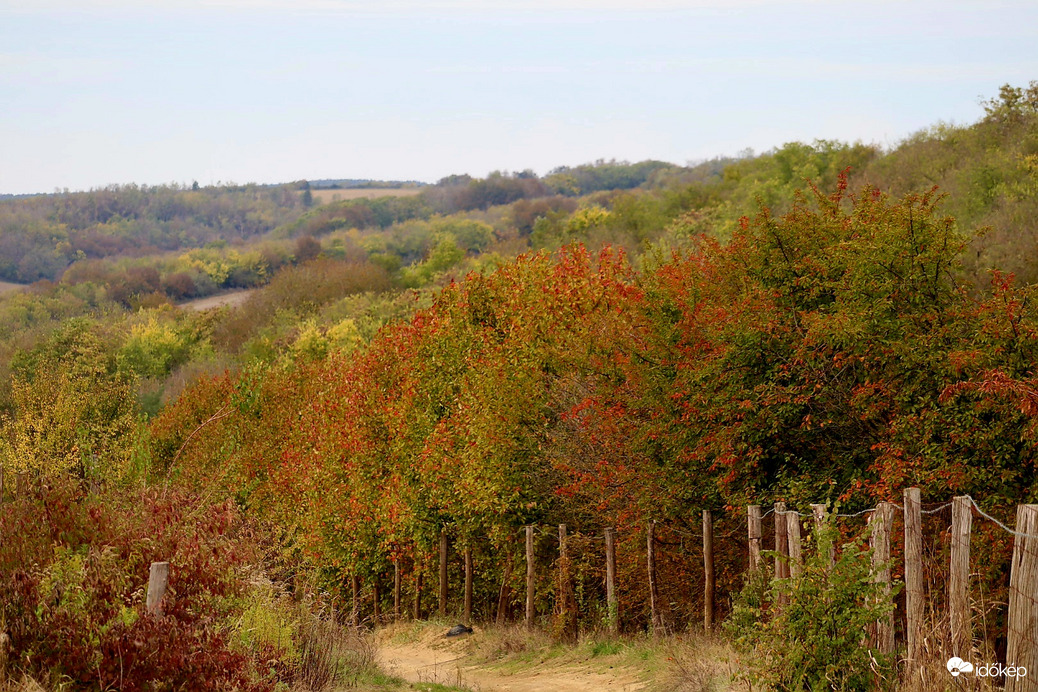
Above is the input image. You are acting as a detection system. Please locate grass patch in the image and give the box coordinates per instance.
[408,684,471,692]
[588,638,625,657]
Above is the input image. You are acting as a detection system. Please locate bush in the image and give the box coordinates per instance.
[0,479,275,691]
[726,512,899,692]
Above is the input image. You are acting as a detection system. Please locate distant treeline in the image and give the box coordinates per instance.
[0,159,678,287]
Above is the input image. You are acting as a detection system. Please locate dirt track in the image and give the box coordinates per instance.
[377,624,647,692]
[0,280,25,295]
[179,289,255,311]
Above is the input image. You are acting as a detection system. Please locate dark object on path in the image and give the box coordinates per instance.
[446,624,474,637]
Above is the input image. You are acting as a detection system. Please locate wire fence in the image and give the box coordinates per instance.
[359,490,1038,689]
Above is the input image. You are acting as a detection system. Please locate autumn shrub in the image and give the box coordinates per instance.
[0,322,140,485]
[726,515,899,691]
[211,259,390,352]
[0,478,278,691]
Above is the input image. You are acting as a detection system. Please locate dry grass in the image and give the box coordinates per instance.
[0,679,44,692]
[305,188,424,204]
[295,617,380,691]
[659,633,744,692]
[456,622,741,691]
[0,281,25,295]
[464,623,555,662]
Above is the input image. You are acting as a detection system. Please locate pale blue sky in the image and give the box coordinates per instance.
[1,0,1036,194]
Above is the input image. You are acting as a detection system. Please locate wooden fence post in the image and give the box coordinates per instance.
[775,502,788,606]
[525,525,535,630]
[394,560,402,620]
[351,574,360,625]
[903,488,924,670]
[810,503,826,532]
[373,578,381,624]
[950,496,972,656]
[439,529,448,618]
[787,510,803,578]
[464,547,473,625]
[495,555,513,625]
[870,502,894,655]
[146,561,169,615]
[413,571,423,620]
[810,503,834,566]
[1006,504,1038,692]
[647,520,662,633]
[558,524,577,640]
[605,527,618,634]
[747,505,762,572]
[703,510,714,631]
[774,502,789,579]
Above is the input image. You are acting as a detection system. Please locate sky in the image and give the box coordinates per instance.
[1,0,1036,194]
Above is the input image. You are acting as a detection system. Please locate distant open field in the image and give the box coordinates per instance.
[0,280,26,295]
[305,187,425,204]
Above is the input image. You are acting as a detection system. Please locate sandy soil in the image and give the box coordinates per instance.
[179,289,255,311]
[377,625,647,692]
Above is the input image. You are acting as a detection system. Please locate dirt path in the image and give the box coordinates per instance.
[377,625,647,692]
[0,280,26,295]
[179,289,255,311]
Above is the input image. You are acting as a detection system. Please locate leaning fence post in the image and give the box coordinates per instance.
[146,561,169,615]
[747,505,762,573]
[950,496,973,657]
[904,488,924,671]
[495,553,513,625]
[525,526,535,629]
[604,527,618,634]
[1006,504,1038,692]
[703,510,715,631]
[647,520,663,633]
[786,509,803,578]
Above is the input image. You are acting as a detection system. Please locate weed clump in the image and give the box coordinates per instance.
[726,513,899,691]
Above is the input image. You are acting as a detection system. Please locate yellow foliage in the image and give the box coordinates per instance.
[326,318,363,353]
[292,320,329,360]
[0,328,140,484]
[119,314,190,378]
[565,205,612,235]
